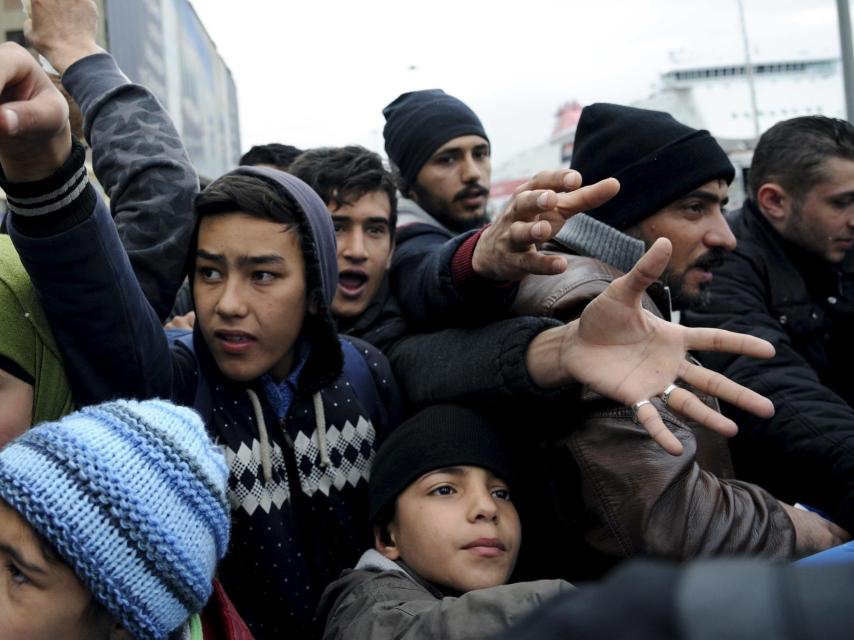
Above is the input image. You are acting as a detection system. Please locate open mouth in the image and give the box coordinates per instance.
[214,330,257,353]
[338,270,369,297]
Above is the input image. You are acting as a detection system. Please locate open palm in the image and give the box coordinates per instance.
[564,237,775,454]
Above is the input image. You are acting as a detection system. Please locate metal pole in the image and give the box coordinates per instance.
[838,0,854,122]
[737,0,761,141]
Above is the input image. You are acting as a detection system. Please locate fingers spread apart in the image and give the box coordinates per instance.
[678,361,775,419]
[663,386,738,437]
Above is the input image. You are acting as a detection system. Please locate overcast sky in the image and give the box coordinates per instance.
[190,0,841,167]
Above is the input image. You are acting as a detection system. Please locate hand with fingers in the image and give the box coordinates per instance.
[471,169,620,282]
[23,0,103,76]
[0,42,71,182]
[781,503,850,556]
[525,237,776,455]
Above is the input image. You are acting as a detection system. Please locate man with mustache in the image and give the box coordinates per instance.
[509,103,847,570]
[684,116,854,536]
[381,89,619,327]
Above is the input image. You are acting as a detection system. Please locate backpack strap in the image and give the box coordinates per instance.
[339,337,381,423]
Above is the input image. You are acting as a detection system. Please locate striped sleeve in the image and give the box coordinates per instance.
[0,138,98,236]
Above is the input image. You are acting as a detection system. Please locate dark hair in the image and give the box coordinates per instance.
[239,143,304,171]
[749,116,854,202]
[393,167,414,202]
[195,174,299,226]
[289,146,398,233]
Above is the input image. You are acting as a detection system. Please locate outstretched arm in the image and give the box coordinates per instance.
[24,0,199,321]
[392,171,620,327]
[523,238,776,455]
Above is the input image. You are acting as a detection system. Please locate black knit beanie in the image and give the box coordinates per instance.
[369,405,515,524]
[383,89,489,186]
[571,103,735,230]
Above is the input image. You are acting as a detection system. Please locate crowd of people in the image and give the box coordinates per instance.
[1,1,854,639]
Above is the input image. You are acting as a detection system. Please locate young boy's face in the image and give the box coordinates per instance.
[0,501,112,640]
[377,465,521,593]
[329,190,394,319]
[194,212,308,383]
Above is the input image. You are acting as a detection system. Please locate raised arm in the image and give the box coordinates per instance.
[24,0,199,321]
[0,42,173,406]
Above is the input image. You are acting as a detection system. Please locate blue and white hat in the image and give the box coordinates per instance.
[0,399,230,640]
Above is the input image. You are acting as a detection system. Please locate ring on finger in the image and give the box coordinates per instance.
[661,384,679,406]
[632,399,652,416]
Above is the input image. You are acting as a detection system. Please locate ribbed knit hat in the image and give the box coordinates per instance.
[0,399,230,640]
[571,103,735,230]
[383,89,489,185]
[369,405,515,523]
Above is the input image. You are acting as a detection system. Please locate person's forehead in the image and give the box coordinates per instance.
[329,190,392,221]
[431,135,490,157]
[657,179,729,210]
[809,157,854,198]
[0,500,44,558]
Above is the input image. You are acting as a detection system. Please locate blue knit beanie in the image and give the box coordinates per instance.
[383,89,489,185]
[0,399,230,640]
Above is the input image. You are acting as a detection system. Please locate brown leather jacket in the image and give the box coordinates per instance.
[513,255,796,561]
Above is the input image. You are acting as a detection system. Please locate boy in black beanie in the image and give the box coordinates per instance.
[317,405,573,640]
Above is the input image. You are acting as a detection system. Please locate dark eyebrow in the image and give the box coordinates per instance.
[197,250,285,268]
[236,254,285,268]
[432,143,490,158]
[0,542,49,577]
[196,249,224,263]
[676,190,726,206]
[827,190,854,201]
[364,217,390,226]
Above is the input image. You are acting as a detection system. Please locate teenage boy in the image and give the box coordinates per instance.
[318,405,574,639]
[0,398,249,640]
[288,146,397,333]
[0,41,399,640]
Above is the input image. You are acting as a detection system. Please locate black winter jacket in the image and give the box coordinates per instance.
[684,200,854,531]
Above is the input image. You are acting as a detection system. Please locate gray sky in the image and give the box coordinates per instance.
[190,0,840,166]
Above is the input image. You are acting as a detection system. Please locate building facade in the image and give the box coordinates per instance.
[1,0,240,180]
[492,58,845,213]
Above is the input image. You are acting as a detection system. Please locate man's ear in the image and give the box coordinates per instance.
[756,183,790,222]
[373,524,400,561]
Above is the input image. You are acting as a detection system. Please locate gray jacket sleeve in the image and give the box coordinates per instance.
[62,52,199,321]
[324,573,572,640]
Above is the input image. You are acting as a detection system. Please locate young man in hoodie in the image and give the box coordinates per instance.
[288,145,398,335]
[1,10,400,640]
